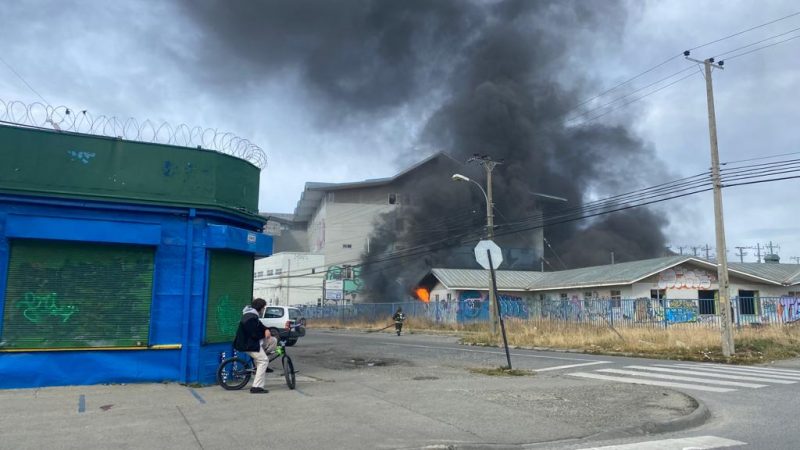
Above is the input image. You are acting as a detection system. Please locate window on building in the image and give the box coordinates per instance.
[342,244,352,249]
[275,269,282,275]
[560,293,568,300]
[317,298,322,306]
[435,294,440,301]
[583,292,593,300]
[650,289,666,307]
[698,290,717,314]
[311,268,316,274]
[788,291,800,298]
[610,290,622,307]
[738,290,757,315]
[257,271,263,278]
[447,293,452,301]
[388,193,398,205]
[267,269,274,276]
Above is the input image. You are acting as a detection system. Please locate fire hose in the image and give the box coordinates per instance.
[366,323,396,333]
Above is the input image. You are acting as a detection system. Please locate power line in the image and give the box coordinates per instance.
[0,55,50,105]
[565,10,800,119]
[725,33,800,61]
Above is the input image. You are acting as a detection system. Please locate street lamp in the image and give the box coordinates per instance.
[452,172,499,334]
[451,173,492,238]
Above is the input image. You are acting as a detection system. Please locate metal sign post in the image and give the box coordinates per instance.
[486,249,512,370]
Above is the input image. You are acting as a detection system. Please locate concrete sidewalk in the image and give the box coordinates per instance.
[0,359,703,450]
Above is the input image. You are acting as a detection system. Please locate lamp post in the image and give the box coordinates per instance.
[452,173,498,334]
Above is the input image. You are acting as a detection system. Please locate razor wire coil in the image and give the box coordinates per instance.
[0,99,267,169]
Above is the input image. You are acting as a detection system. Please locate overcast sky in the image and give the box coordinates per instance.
[1,0,798,263]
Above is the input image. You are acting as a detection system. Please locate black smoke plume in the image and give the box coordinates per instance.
[182,1,672,301]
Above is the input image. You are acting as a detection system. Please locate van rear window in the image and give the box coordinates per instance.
[264,307,284,319]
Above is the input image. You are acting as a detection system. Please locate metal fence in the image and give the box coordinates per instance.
[296,296,800,328]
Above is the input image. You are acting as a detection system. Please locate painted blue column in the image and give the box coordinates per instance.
[179,208,196,383]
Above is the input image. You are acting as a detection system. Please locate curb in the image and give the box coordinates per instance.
[584,393,710,441]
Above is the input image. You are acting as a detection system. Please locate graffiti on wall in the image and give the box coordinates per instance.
[457,291,529,322]
[215,295,238,335]
[17,292,78,323]
[778,296,800,323]
[657,266,716,290]
[665,300,698,324]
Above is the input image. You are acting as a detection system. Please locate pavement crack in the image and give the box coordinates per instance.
[176,405,204,449]
[364,392,482,440]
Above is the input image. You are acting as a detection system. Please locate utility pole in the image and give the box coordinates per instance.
[702,244,712,261]
[734,246,748,263]
[790,256,800,264]
[686,51,734,356]
[468,154,502,335]
[677,245,686,255]
[755,243,762,263]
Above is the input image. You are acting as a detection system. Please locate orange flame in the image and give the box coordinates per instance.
[415,288,430,303]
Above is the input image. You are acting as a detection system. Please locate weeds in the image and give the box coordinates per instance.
[309,317,800,363]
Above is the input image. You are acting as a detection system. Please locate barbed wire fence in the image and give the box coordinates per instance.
[0,99,267,169]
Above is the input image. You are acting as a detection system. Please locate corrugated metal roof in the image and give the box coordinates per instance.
[526,256,694,291]
[729,262,800,285]
[429,257,800,292]
[431,268,546,291]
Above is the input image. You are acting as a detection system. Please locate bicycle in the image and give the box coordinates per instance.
[217,339,296,390]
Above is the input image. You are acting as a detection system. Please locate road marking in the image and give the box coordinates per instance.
[689,363,800,375]
[631,366,796,384]
[568,372,735,392]
[78,394,85,413]
[536,361,611,372]
[381,342,596,361]
[670,364,800,380]
[188,388,206,404]
[595,368,766,388]
[577,435,746,449]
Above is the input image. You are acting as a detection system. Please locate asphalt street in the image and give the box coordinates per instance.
[2,329,799,449]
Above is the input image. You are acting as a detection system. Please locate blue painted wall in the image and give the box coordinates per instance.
[0,194,271,389]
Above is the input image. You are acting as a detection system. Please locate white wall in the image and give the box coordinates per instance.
[253,252,325,306]
[322,201,395,266]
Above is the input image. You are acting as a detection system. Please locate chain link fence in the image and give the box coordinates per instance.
[296,296,800,329]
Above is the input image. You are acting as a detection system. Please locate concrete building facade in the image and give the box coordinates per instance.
[422,256,800,325]
[253,252,325,306]
[261,152,546,304]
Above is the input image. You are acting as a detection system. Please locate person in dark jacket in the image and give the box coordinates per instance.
[233,298,270,394]
[393,307,406,336]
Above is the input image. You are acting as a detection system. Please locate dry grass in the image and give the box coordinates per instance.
[465,319,800,364]
[308,317,483,334]
[309,317,800,363]
[468,367,534,377]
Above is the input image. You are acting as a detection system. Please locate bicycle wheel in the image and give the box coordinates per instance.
[217,357,252,390]
[282,355,296,390]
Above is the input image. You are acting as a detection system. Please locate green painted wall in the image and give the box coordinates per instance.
[0,125,261,219]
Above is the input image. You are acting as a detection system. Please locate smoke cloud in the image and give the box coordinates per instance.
[181,0,672,301]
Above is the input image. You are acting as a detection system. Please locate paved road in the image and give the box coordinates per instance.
[2,329,798,449]
[311,329,800,449]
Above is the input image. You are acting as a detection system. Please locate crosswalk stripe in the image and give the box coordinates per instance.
[687,363,800,375]
[625,365,796,384]
[596,368,767,388]
[568,372,735,392]
[536,361,611,372]
[669,364,800,380]
[577,435,746,449]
